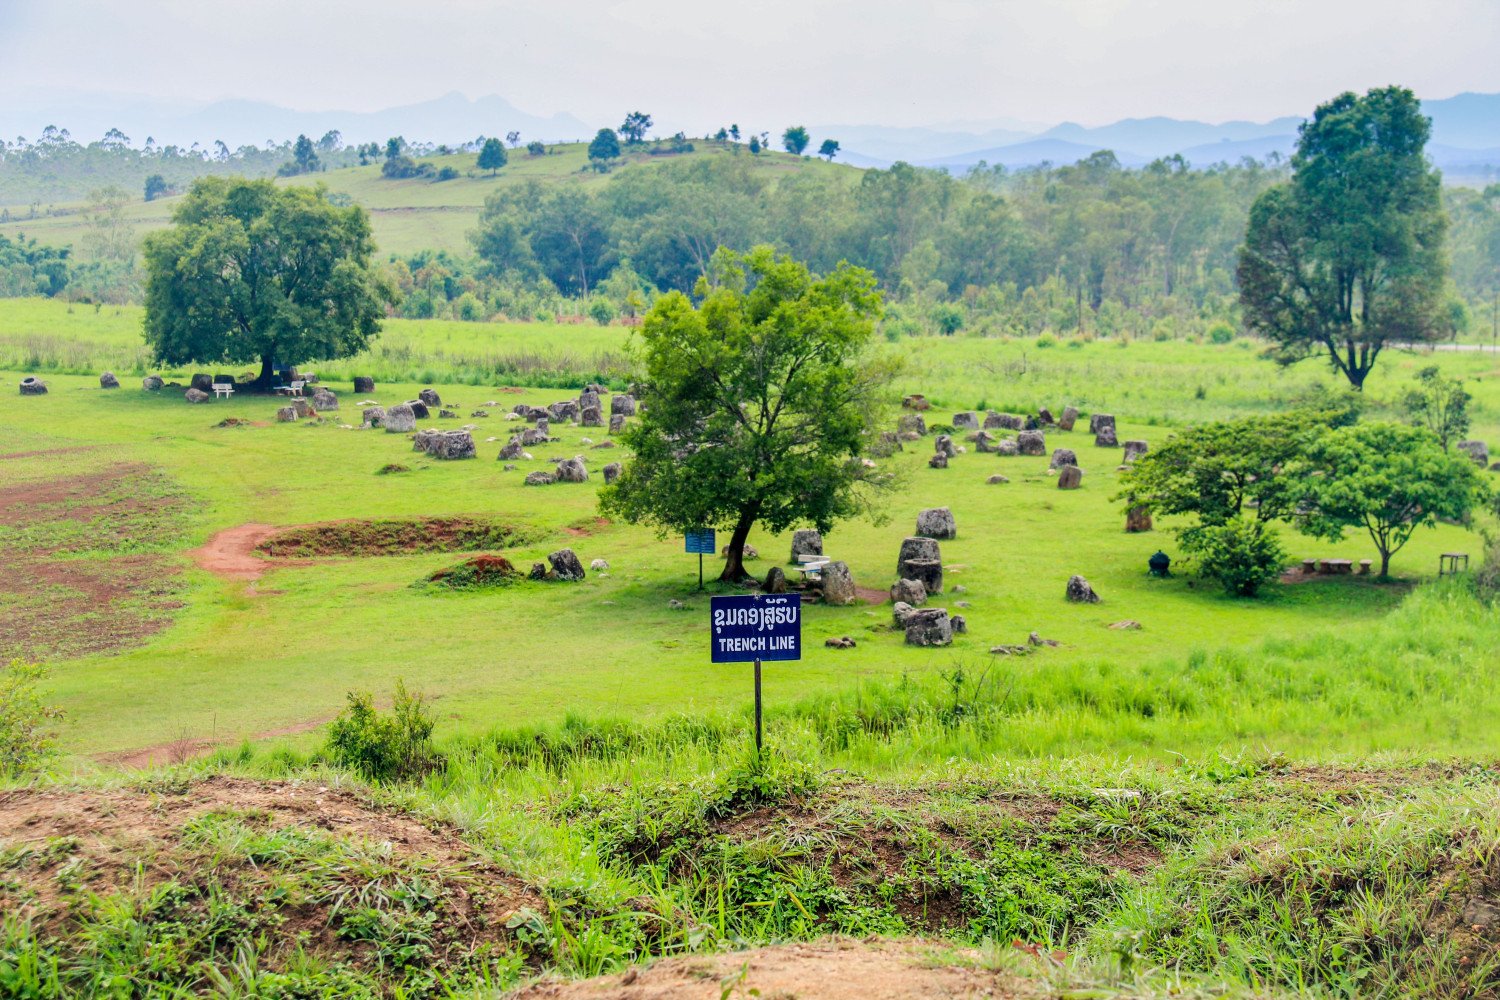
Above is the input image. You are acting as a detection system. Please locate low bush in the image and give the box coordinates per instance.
[1190,520,1286,597]
[322,681,439,783]
[0,660,62,774]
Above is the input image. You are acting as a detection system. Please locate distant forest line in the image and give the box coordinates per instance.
[3,128,1499,342]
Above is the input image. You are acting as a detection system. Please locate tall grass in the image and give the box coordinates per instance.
[397,581,1498,786]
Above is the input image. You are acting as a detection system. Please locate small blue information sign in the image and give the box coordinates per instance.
[709,594,802,663]
[684,529,717,554]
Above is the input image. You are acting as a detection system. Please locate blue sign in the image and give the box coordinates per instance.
[710,594,801,663]
[685,529,717,555]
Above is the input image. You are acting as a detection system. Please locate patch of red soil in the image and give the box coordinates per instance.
[2,555,183,661]
[189,522,282,581]
[855,585,888,605]
[512,938,1039,1000]
[563,516,612,537]
[0,463,153,531]
[0,461,188,660]
[0,445,101,461]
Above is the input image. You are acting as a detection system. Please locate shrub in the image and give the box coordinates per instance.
[1476,533,1500,599]
[452,291,485,322]
[433,165,460,182]
[1207,320,1235,344]
[1192,520,1286,597]
[527,141,547,156]
[381,156,430,180]
[322,681,439,782]
[586,297,615,326]
[931,302,964,335]
[0,660,62,774]
[1035,332,1059,349]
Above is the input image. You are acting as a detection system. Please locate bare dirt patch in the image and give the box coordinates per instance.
[0,459,189,660]
[0,445,100,462]
[0,463,165,541]
[189,522,283,581]
[513,938,1040,1000]
[3,554,182,661]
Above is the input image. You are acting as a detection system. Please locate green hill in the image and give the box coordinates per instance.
[0,142,858,259]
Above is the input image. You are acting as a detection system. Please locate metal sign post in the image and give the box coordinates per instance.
[754,658,763,750]
[685,529,716,591]
[710,593,801,753]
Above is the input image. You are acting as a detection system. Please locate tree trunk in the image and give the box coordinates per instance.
[719,507,759,583]
[1379,549,1391,579]
[252,353,275,393]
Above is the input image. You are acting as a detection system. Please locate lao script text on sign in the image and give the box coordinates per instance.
[709,594,801,663]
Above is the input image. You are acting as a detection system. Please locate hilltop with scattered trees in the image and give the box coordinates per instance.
[4,95,1500,362]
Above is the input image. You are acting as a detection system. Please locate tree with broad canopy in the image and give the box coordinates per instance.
[141,177,394,389]
[1238,86,1450,390]
[600,246,895,582]
[1116,409,1352,596]
[1296,422,1489,578]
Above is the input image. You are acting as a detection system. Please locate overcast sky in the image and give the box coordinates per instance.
[3,0,1498,131]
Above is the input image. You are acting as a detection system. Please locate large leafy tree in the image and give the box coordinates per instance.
[601,157,766,291]
[1297,423,1489,577]
[477,137,507,176]
[530,187,611,297]
[1117,411,1341,595]
[781,126,810,156]
[619,112,653,145]
[290,134,320,175]
[601,246,892,582]
[1238,87,1449,389]
[142,177,393,387]
[588,128,621,169]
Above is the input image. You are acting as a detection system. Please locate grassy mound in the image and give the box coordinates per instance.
[0,776,544,995]
[254,517,533,557]
[10,754,1495,997]
[422,554,522,590]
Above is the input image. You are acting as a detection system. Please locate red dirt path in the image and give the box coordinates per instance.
[189,522,281,581]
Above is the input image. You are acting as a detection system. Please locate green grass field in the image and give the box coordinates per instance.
[3,298,1497,763]
[0,142,850,258]
[6,295,1500,999]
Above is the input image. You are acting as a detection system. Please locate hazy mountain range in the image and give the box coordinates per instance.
[822,93,1500,176]
[4,89,1497,178]
[3,89,593,150]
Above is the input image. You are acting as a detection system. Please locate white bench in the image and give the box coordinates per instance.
[212,382,234,398]
[796,554,831,583]
[275,380,306,397]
